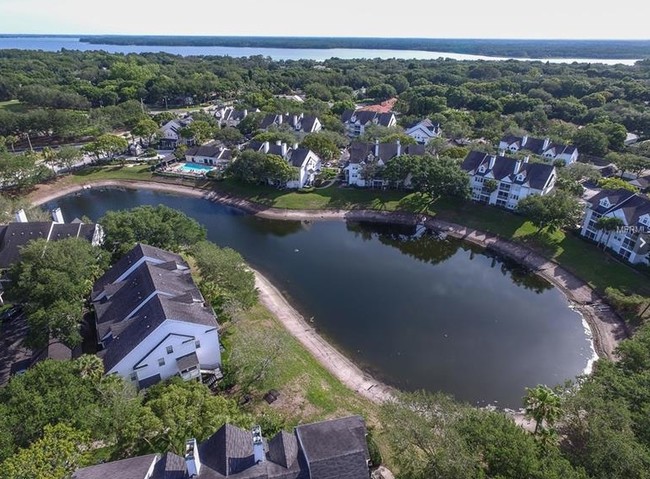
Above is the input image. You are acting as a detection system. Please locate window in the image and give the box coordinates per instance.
[166,345,174,354]
[130,372,137,382]
[158,358,165,367]
[195,340,201,349]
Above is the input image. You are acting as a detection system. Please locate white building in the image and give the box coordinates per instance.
[580,189,650,264]
[498,135,578,165]
[92,244,221,389]
[405,118,441,145]
[159,117,193,150]
[461,151,557,209]
[344,140,426,188]
[287,148,322,189]
[340,109,397,138]
[214,107,257,127]
[245,141,321,189]
[185,145,233,166]
[259,113,322,135]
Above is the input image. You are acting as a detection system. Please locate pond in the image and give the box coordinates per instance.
[49,187,595,408]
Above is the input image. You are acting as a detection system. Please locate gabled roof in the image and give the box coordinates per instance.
[348,141,425,164]
[461,151,556,190]
[92,243,186,299]
[187,145,226,159]
[300,116,319,133]
[341,109,395,127]
[73,454,160,479]
[199,423,257,476]
[0,221,100,269]
[295,416,369,479]
[288,148,317,168]
[92,244,217,372]
[406,118,440,135]
[268,431,298,469]
[587,189,650,226]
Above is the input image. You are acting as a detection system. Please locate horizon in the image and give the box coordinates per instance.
[1,34,650,42]
[0,0,648,40]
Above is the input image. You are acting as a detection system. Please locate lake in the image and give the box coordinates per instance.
[0,36,639,65]
[49,188,595,408]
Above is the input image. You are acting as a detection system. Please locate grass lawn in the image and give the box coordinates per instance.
[46,166,650,296]
[224,302,390,460]
[0,99,30,114]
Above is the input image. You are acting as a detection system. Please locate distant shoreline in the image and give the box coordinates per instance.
[1,34,647,60]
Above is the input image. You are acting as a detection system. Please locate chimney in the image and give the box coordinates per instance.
[243,109,248,117]
[374,139,380,157]
[514,159,522,175]
[252,425,265,464]
[51,208,64,224]
[521,135,528,147]
[523,155,529,163]
[293,142,299,151]
[14,209,28,223]
[281,142,288,157]
[396,139,401,157]
[292,114,298,127]
[263,142,270,153]
[488,155,496,170]
[185,438,201,477]
[543,137,551,150]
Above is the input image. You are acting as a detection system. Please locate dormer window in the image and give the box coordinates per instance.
[516,173,525,181]
[478,165,486,173]
[641,215,650,226]
[599,198,611,208]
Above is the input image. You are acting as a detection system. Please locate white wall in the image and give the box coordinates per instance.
[109,319,221,384]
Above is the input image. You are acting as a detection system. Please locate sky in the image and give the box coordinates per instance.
[0,0,648,39]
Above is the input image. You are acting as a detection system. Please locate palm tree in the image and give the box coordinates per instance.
[595,216,624,250]
[524,385,562,435]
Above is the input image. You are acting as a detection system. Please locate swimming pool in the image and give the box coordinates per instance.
[176,162,215,173]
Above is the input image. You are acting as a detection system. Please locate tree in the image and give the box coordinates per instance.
[100,205,207,258]
[191,241,258,312]
[55,145,83,171]
[82,134,128,161]
[380,391,482,479]
[135,379,252,455]
[595,216,625,250]
[214,126,244,147]
[516,191,583,233]
[227,150,293,186]
[597,177,639,192]
[180,120,216,144]
[131,118,160,146]
[483,178,498,193]
[300,132,340,162]
[0,424,90,479]
[0,151,53,190]
[228,321,286,392]
[8,238,109,348]
[524,385,562,435]
[606,152,650,177]
[252,129,298,145]
[411,156,471,201]
[573,127,609,156]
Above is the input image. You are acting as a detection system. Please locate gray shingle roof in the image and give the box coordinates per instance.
[93,244,217,372]
[0,221,100,269]
[92,243,186,299]
[341,110,395,127]
[295,416,370,479]
[73,454,159,479]
[461,151,556,191]
[186,146,224,158]
[348,142,425,164]
[268,431,298,469]
[587,189,650,225]
[288,149,311,168]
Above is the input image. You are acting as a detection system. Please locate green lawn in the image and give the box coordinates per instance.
[225,303,389,458]
[0,99,30,114]
[47,166,650,297]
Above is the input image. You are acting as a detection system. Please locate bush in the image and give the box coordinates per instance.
[142,148,158,158]
[366,429,383,467]
[297,187,315,193]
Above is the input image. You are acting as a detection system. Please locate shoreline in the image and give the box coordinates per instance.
[29,178,628,362]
